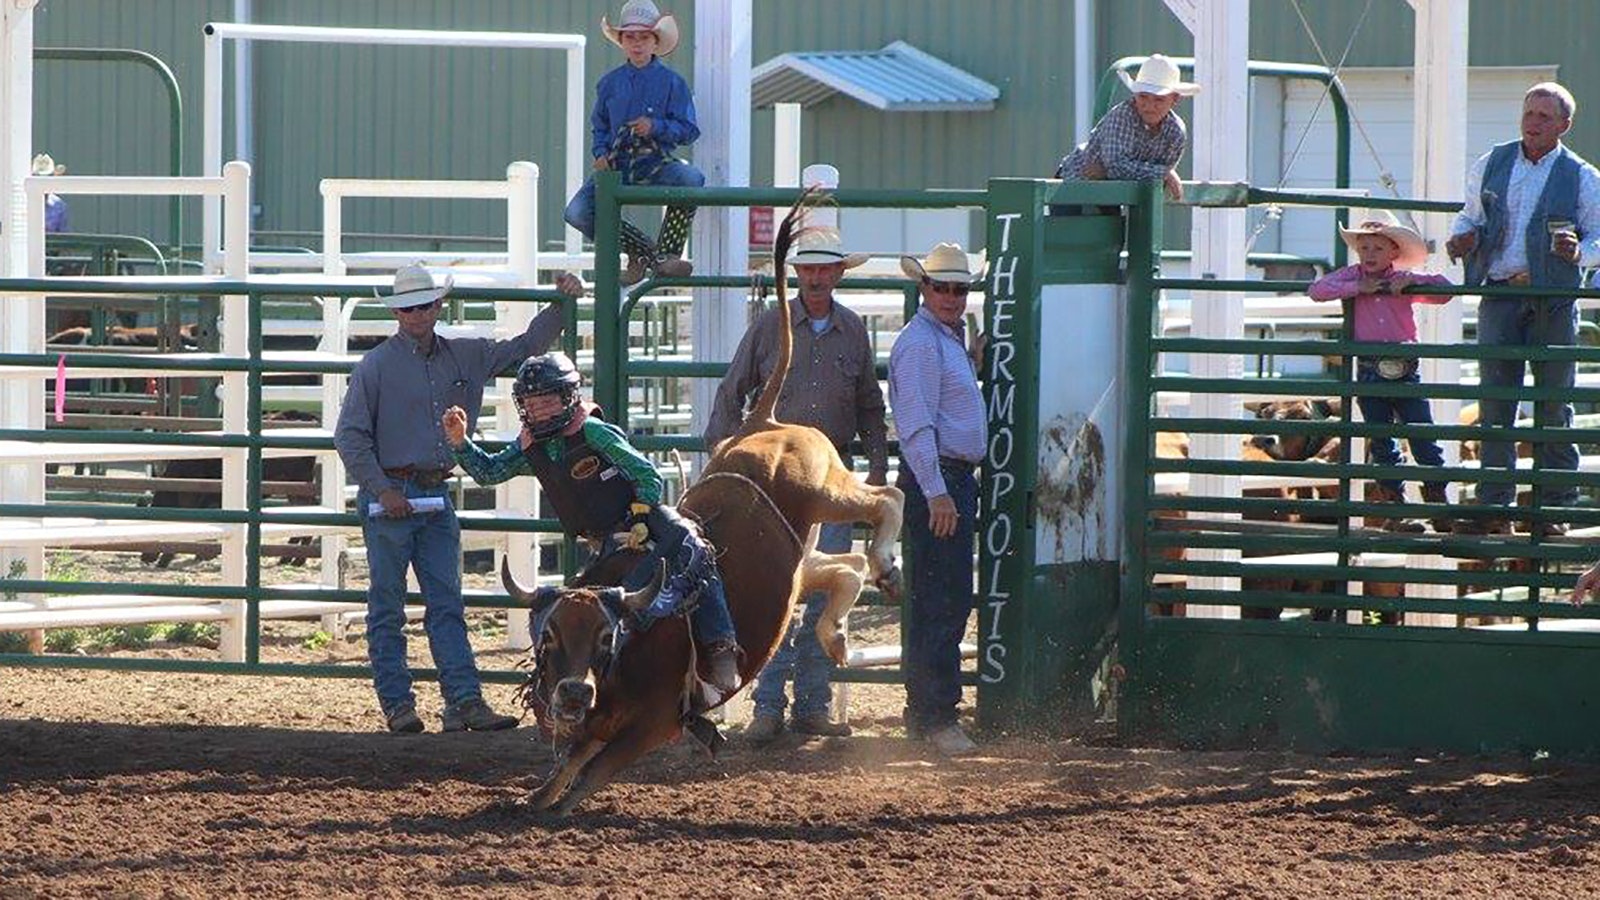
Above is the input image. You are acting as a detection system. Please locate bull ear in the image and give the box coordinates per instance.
[501,557,559,615]
[1323,397,1345,418]
[620,560,668,613]
[1243,400,1264,414]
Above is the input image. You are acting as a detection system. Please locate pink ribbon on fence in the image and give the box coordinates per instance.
[54,355,65,423]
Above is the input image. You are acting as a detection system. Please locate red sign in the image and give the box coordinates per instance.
[748,206,775,248]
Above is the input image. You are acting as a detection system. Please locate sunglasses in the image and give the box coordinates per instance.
[394,300,438,315]
[923,278,971,297]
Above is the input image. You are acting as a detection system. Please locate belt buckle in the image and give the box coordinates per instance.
[414,469,446,489]
[1375,358,1411,380]
[1508,272,1531,287]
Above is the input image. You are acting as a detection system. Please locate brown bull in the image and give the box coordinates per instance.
[700,188,905,663]
[502,471,806,815]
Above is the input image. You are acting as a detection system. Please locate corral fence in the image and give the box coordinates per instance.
[1121,181,1600,754]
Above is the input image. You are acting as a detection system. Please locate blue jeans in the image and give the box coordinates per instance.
[620,505,736,647]
[1476,296,1578,506]
[898,460,978,733]
[751,521,853,719]
[359,479,484,718]
[562,159,706,239]
[1355,365,1445,494]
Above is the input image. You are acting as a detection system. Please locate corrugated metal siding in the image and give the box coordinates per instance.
[29,0,1600,251]
[34,0,233,248]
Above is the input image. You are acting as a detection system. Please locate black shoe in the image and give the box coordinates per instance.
[385,706,424,734]
[442,697,518,732]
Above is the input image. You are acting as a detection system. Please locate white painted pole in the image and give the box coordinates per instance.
[773,103,802,227]
[504,160,541,650]
[219,160,251,661]
[1407,0,1470,625]
[1,1,42,648]
[233,0,254,166]
[566,46,586,257]
[1073,0,1096,142]
[203,30,224,270]
[689,0,753,449]
[1185,3,1249,617]
[318,183,349,627]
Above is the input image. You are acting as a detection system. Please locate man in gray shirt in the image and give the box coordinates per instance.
[334,264,580,733]
[705,228,888,743]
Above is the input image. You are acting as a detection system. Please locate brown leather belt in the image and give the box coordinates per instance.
[384,466,451,488]
[1489,272,1532,287]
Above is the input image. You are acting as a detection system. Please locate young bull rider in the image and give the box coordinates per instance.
[441,352,742,696]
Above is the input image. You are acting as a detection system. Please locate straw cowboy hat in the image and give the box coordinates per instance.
[1118,54,1201,97]
[602,0,680,57]
[1338,209,1429,270]
[30,153,64,177]
[378,263,453,310]
[789,227,869,269]
[900,242,984,284]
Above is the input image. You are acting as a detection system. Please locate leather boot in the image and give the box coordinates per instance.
[1376,485,1425,533]
[705,639,742,694]
[1420,483,1452,533]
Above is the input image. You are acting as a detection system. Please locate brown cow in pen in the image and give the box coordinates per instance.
[498,197,899,814]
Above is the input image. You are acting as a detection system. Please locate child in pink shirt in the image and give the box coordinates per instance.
[1308,210,1455,531]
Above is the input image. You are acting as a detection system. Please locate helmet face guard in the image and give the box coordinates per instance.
[515,353,583,440]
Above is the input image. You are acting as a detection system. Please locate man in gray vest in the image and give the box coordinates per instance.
[705,227,889,743]
[1447,82,1600,537]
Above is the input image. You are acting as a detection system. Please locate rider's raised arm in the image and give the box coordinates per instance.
[452,438,530,487]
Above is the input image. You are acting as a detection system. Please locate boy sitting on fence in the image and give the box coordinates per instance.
[563,0,703,287]
[1308,209,1456,532]
[1054,53,1196,203]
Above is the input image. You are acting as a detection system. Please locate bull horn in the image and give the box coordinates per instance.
[621,560,668,613]
[502,557,558,615]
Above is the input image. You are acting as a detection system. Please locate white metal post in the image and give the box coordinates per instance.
[318,183,349,631]
[689,0,753,446]
[203,29,223,269]
[1185,2,1249,616]
[219,160,252,661]
[1408,0,1470,624]
[1,1,41,648]
[566,46,586,257]
[1073,0,1097,142]
[504,160,541,649]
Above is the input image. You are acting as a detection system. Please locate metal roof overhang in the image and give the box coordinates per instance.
[751,40,999,112]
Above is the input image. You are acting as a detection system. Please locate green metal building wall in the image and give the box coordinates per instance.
[31,0,1600,252]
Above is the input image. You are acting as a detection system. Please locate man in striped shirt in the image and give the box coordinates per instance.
[889,242,986,757]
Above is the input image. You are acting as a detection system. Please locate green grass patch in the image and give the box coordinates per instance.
[301,630,333,651]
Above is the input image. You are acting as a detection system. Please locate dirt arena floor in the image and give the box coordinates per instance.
[6,554,1600,897]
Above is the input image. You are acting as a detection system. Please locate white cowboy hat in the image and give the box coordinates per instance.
[30,153,60,177]
[789,227,869,269]
[602,0,680,57]
[900,242,983,284]
[1118,54,1200,98]
[1337,209,1429,270]
[379,263,453,310]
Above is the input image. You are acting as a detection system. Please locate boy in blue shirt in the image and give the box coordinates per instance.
[441,352,742,696]
[564,0,704,286]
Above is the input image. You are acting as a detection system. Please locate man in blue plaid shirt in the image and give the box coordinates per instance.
[1055,53,1198,202]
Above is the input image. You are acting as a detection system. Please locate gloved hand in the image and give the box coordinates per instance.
[624,502,653,550]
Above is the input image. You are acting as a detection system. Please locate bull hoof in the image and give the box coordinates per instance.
[875,566,904,603]
[815,622,848,666]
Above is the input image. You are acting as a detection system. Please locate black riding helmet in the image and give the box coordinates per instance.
[513,352,582,439]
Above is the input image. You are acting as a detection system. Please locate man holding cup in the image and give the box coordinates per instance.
[1447,82,1600,537]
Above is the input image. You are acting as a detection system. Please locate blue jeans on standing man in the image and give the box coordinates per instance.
[751,521,853,720]
[1355,362,1446,495]
[898,459,978,735]
[359,477,486,720]
[1475,295,1579,506]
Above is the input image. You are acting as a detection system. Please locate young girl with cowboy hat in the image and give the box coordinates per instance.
[563,0,704,287]
[1309,210,1457,532]
[1054,53,1198,202]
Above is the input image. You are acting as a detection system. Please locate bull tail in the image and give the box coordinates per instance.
[738,188,820,436]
